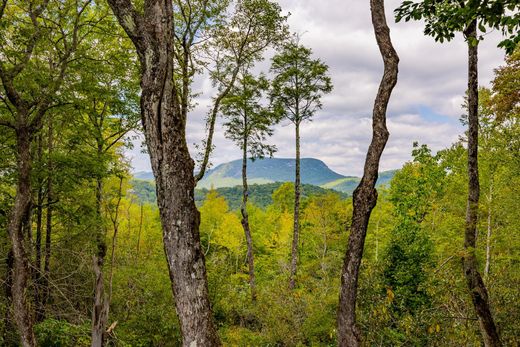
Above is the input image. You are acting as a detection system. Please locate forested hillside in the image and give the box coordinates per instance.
[0,0,519,346]
[197,158,348,188]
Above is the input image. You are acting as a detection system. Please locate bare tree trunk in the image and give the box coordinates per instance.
[34,134,44,322]
[484,183,492,280]
[289,122,301,289]
[107,1,220,345]
[3,250,14,344]
[137,203,143,257]
[337,1,398,345]
[240,139,256,301]
[41,118,54,321]
[462,20,501,347]
[106,176,123,338]
[92,175,107,347]
[7,125,37,347]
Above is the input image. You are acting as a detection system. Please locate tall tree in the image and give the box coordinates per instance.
[0,1,93,344]
[106,1,220,344]
[195,0,288,180]
[270,40,332,289]
[107,0,286,345]
[66,17,140,344]
[395,1,520,345]
[220,72,278,301]
[337,0,399,345]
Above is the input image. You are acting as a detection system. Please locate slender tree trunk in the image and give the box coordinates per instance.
[7,125,37,347]
[484,183,492,280]
[34,134,44,322]
[106,176,123,337]
[136,203,143,257]
[289,121,301,289]
[337,1,398,345]
[92,175,107,347]
[375,217,380,262]
[108,1,220,344]
[462,20,501,347]
[41,118,54,320]
[3,250,14,344]
[240,139,256,301]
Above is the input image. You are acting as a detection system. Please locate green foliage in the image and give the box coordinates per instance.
[270,39,333,124]
[197,182,348,210]
[1,2,520,346]
[129,179,157,204]
[395,0,520,52]
[221,72,279,159]
[35,319,90,347]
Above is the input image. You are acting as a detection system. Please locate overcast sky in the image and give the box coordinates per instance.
[127,0,508,176]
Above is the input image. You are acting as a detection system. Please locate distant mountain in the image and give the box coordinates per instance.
[132,158,397,195]
[197,158,346,189]
[323,170,397,193]
[133,171,154,180]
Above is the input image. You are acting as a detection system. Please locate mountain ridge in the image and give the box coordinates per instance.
[133,157,396,194]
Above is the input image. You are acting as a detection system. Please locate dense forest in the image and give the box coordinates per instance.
[0,0,519,346]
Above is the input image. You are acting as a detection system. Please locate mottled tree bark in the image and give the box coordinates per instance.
[462,20,501,347]
[34,134,44,322]
[289,122,301,289]
[7,125,37,347]
[107,0,220,345]
[240,137,256,301]
[41,118,53,321]
[337,0,399,345]
[3,250,14,344]
[91,175,108,347]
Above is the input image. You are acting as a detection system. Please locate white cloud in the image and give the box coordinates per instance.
[127,0,507,177]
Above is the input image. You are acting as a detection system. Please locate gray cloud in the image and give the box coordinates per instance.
[127,0,507,176]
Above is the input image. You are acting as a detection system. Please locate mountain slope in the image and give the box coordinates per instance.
[323,170,397,193]
[197,158,346,189]
[132,158,397,195]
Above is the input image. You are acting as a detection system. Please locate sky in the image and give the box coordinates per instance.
[127,0,508,177]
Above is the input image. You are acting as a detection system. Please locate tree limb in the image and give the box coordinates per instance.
[0,117,14,129]
[107,0,143,47]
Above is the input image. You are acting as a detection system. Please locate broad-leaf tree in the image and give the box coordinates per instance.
[106,0,286,345]
[0,1,94,344]
[269,40,332,289]
[395,1,520,345]
[220,72,278,301]
[195,0,288,180]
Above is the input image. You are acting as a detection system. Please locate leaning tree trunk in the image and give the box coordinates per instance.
[289,121,301,289]
[337,0,399,345]
[462,20,501,347]
[7,124,37,347]
[107,1,220,345]
[240,138,256,301]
